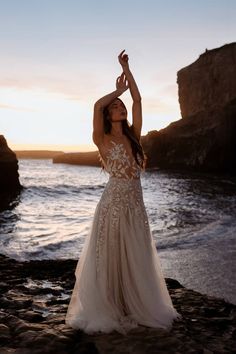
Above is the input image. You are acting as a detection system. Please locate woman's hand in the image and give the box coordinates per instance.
[116,72,129,93]
[118,49,129,68]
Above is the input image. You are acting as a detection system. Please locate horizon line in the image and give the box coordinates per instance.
[9,143,97,153]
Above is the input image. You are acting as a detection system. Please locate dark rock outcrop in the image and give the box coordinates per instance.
[0,253,235,353]
[0,135,22,191]
[0,135,22,210]
[142,42,236,174]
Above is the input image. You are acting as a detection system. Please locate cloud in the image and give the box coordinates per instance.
[0,103,37,112]
[160,83,179,98]
[143,97,174,113]
[0,73,102,103]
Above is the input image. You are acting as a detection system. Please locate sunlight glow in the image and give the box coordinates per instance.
[0,85,181,151]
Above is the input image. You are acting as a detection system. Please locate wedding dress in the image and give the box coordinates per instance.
[65,139,182,335]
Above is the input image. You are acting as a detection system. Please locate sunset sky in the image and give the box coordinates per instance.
[0,0,235,152]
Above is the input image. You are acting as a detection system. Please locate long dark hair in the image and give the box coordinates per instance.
[100,98,147,170]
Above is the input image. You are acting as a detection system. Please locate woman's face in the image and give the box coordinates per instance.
[108,99,127,122]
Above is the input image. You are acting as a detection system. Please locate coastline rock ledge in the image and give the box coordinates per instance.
[0,254,235,353]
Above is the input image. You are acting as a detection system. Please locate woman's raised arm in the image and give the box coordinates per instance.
[118,50,142,140]
[92,74,129,146]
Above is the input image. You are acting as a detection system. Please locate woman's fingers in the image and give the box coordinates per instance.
[116,72,128,90]
[118,49,129,64]
[121,74,126,83]
[119,49,125,57]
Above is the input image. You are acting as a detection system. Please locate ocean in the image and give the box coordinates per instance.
[0,159,236,304]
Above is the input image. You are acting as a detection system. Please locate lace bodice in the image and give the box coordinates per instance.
[98,140,141,180]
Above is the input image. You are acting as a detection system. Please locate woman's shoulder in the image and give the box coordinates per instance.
[95,134,113,158]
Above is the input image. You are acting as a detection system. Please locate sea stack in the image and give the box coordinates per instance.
[0,135,22,192]
[142,42,236,174]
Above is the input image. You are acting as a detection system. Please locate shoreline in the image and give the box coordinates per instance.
[0,254,235,353]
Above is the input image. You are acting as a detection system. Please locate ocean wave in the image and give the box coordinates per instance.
[20,183,104,198]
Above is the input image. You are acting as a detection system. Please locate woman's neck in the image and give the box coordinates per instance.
[110,124,123,137]
[110,132,123,138]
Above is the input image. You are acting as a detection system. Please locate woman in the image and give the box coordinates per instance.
[65,50,182,335]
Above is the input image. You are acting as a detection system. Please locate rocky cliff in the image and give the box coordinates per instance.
[0,135,22,210]
[142,42,236,173]
[178,43,236,118]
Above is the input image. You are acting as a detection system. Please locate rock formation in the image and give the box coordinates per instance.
[0,135,22,192]
[142,42,236,173]
[178,43,236,119]
[0,253,235,353]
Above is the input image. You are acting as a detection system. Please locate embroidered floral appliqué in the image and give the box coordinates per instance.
[95,178,150,276]
[99,141,141,180]
[95,140,148,276]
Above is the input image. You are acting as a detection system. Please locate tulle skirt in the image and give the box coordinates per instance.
[65,176,182,335]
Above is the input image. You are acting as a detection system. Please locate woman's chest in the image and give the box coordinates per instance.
[98,140,141,179]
